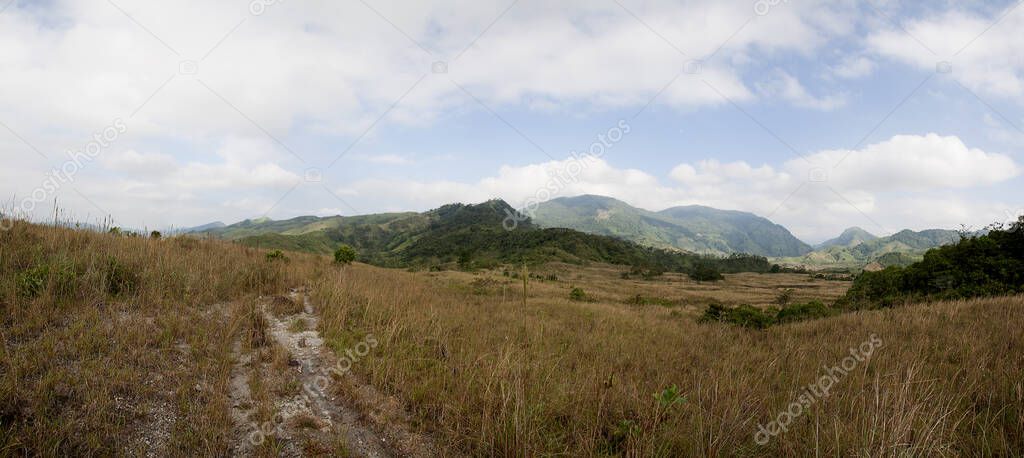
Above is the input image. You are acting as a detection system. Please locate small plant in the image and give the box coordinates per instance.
[16,265,49,298]
[265,250,289,263]
[150,230,162,239]
[654,384,687,408]
[569,287,587,301]
[333,245,357,265]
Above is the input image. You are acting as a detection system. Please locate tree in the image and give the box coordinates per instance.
[334,245,357,265]
[689,263,724,282]
[150,230,162,239]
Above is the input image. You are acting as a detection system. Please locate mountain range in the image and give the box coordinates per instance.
[192,195,964,270]
[197,199,771,273]
[531,195,812,257]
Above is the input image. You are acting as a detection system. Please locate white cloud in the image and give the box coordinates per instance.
[336,134,1020,242]
[867,6,1024,98]
[0,0,853,139]
[756,70,848,110]
[831,56,876,79]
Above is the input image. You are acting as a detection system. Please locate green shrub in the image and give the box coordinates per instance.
[700,301,837,328]
[775,300,836,324]
[699,304,774,329]
[569,287,587,302]
[334,245,357,265]
[689,264,724,282]
[16,265,49,298]
[265,250,289,262]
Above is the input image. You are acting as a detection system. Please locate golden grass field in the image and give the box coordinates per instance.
[2,221,1022,456]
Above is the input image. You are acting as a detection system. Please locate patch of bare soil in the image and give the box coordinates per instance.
[228,289,441,457]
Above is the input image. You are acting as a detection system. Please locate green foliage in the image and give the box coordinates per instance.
[569,287,587,301]
[265,250,289,263]
[654,384,687,408]
[150,230,162,239]
[689,263,723,282]
[16,265,49,298]
[700,301,838,328]
[627,294,678,307]
[333,244,357,265]
[838,216,1024,309]
[15,260,78,299]
[775,300,836,324]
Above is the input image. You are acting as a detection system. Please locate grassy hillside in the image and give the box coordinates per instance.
[0,219,323,455]
[4,218,1022,456]
[314,262,1024,456]
[532,195,813,257]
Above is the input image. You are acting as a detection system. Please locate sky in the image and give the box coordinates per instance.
[1,0,1022,243]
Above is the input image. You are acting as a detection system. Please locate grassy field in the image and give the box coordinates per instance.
[2,221,1022,456]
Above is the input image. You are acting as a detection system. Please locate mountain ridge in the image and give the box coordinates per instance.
[530,194,812,257]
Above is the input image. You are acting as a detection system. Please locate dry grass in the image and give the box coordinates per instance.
[315,263,1024,456]
[0,221,322,456]
[3,220,1022,456]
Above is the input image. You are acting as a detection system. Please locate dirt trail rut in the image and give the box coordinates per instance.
[229,289,439,457]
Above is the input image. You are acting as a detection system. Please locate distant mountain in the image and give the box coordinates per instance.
[783,228,962,268]
[194,199,772,273]
[180,221,226,233]
[531,195,812,257]
[817,227,878,249]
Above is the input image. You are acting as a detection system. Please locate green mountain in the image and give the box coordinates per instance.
[781,229,962,269]
[817,227,878,249]
[530,195,812,257]
[195,199,772,273]
[839,217,1024,309]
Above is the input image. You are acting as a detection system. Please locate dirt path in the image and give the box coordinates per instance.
[228,289,439,457]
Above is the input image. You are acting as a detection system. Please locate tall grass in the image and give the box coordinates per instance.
[0,220,323,455]
[315,264,1024,456]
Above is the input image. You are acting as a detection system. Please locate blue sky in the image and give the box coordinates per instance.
[1,0,1022,242]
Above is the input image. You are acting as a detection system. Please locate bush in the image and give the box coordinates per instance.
[150,231,162,239]
[569,287,587,302]
[699,304,774,329]
[689,264,723,282]
[775,300,836,324]
[334,245,357,265]
[700,301,838,328]
[265,250,289,263]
